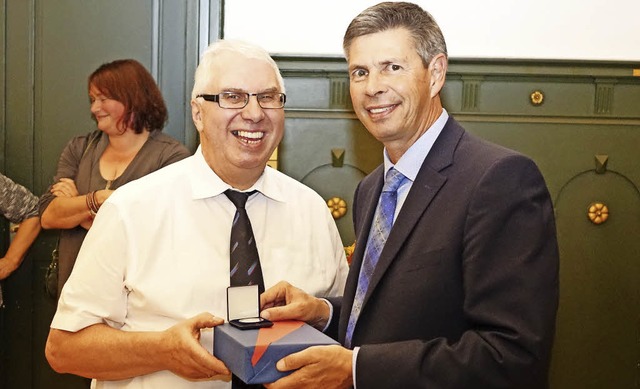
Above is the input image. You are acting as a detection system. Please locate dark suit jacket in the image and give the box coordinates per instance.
[327,118,559,388]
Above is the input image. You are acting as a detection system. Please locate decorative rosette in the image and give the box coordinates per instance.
[327,197,348,219]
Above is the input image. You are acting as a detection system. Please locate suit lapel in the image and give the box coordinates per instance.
[342,166,385,317]
[361,118,465,310]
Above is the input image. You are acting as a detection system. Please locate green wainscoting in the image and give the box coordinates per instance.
[0,1,218,388]
[275,55,640,389]
[1,1,639,387]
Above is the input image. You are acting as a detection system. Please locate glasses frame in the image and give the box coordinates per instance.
[196,92,286,109]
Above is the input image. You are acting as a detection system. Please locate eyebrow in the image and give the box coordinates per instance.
[348,58,401,72]
[221,86,280,93]
[348,63,366,72]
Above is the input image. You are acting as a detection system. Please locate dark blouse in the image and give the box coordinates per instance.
[39,130,191,296]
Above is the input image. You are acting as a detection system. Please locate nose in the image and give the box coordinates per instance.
[364,72,386,96]
[240,95,265,122]
[90,99,101,114]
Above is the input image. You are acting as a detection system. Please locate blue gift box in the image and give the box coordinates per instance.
[213,320,339,384]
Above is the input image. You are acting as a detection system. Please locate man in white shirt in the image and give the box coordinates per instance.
[44,40,349,389]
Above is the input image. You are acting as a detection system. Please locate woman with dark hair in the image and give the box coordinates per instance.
[40,59,190,298]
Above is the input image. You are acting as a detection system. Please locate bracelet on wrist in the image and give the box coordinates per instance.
[86,191,99,218]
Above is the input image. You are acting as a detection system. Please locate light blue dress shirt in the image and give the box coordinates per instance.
[351,108,449,388]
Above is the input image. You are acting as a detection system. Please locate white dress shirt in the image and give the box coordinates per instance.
[52,146,349,389]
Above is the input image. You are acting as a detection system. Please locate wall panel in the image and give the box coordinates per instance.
[275,56,640,389]
[1,1,209,387]
[2,1,38,387]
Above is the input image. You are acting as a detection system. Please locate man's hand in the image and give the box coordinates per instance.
[260,281,330,330]
[47,313,230,381]
[264,345,353,389]
[160,313,230,380]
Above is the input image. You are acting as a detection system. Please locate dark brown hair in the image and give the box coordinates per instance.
[88,59,167,133]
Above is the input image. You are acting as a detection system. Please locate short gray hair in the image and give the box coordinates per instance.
[191,39,285,99]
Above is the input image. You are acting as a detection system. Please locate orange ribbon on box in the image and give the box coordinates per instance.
[251,321,305,366]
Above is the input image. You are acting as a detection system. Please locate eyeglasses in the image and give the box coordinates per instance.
[196,92,286,109]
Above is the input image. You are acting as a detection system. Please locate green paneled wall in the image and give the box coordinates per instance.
[275,56,640,389]
[0,1,215,388]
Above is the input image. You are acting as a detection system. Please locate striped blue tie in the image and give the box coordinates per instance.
[345,168,406,348]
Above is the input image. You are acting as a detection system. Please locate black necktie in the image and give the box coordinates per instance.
[225,190,265,389]
[225,190,265,294]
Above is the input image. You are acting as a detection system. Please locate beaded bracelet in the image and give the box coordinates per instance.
[85,193,96,219]
[86,191,100,218]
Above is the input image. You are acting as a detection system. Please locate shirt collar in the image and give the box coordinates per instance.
[383,108,449,181]
[188,146,286,202]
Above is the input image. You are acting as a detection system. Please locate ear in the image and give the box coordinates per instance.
[190,99,204,134]
[428,53,448,98]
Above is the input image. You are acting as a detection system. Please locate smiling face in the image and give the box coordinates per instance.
[347,27,446,162]
[89,85,127,134]
[191,51,285,189]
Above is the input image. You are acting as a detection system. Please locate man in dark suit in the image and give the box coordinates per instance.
[260,2,559,388]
